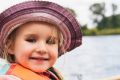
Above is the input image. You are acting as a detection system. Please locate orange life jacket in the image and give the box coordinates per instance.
[5,63,59,80]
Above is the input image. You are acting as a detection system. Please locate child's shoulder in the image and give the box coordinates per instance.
[0,58,10,74]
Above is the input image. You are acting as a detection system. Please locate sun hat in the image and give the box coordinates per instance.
[0,1,82,55]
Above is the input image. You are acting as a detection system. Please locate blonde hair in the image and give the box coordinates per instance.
[2,28,17,62]
[1,21,65,62]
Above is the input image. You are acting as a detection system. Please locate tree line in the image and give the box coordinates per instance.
[89,2,120,29]
[67,3,120,36]
[82,3,120,36]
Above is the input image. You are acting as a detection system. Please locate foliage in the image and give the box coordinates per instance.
[81,14,120,36]
[65,4,120,36]
[97,14,120,29]
[89,3,105,25]
[89,3,119,29]
[82,27,120,36]
[81,2,120,36]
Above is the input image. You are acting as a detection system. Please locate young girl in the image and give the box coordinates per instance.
[0,1,82,80]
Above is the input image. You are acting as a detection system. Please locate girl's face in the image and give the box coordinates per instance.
[9,22,59,73]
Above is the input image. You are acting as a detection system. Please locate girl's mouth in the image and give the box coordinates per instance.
[29,57,49,61]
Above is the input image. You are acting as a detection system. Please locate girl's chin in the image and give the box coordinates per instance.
[29,66,48,73]
[32,69,47,73]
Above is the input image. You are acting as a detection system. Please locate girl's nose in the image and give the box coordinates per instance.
[36,42,47,54]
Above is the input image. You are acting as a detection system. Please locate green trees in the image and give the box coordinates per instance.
[81,2,120,36]
[66,3,120,36]
[89,3,120,29]
[111,3,119,28]
[89,2,106,28]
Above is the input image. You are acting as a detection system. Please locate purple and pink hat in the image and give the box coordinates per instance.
[0,1,82,55]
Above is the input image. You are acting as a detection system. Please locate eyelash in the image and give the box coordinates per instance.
[26,38,36,43]
[46,38,56,44]
[26,38,56,44]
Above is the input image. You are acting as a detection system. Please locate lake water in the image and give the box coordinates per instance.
[55,35,120,80]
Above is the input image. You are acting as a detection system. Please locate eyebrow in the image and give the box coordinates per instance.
[24,34,37,37]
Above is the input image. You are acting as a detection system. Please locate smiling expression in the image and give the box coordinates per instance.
[9,22,59,73]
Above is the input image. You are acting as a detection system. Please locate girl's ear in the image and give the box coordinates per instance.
[8,48,14,55]
[6,40,15,55]
[5,39,14,54]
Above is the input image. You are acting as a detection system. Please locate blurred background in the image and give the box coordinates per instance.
[0,0,120,80]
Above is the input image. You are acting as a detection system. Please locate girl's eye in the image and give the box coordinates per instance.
[26,38,36,43]
[46,38,56,44]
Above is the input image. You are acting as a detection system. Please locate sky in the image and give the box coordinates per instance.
[0,0,120,28]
